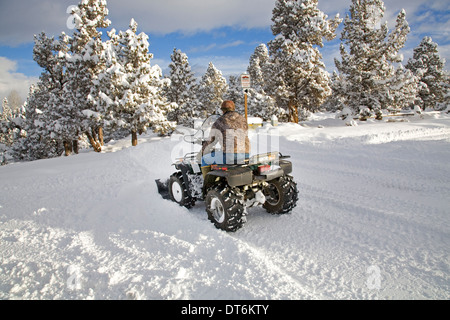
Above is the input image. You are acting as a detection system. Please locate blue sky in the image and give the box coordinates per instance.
[0,0,449,102]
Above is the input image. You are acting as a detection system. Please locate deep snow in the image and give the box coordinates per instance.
[1,111,449,300]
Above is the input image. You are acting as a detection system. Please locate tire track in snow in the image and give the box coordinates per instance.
[234,138,450,299]
[297,142,449,298]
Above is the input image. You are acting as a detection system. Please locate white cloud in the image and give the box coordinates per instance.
[0,0,73,46]
[188,40,245,54]
[0,0,448,87]
[0,57,38,101]
[0,0,448,42]
[188,43,218,54]
[189,55,249,79]
[107,0,275,35]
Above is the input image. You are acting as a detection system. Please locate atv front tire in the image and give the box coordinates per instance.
[169,172,196,209]
[263,175,298,214]
[206,183,246,232]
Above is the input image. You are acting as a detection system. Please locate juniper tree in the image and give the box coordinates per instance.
[406,37,446,110]
[267,0,341,122]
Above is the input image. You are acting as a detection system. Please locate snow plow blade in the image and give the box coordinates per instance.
[156,179,171,200]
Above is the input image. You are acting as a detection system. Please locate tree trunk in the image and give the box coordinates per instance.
[72,139,79,154]
[288,99,299,123]
[63,141,72,157]
[91,127,98,142]
[98,127,104,146]
[131,130,138,147]
[86,131,102,153]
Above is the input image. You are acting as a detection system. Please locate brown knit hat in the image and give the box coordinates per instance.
[221,100,236,112]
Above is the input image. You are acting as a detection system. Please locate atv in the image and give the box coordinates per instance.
[156,116,298,232]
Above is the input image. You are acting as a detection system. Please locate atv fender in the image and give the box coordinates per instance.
[279,159,293,175]
[203,166,253,192]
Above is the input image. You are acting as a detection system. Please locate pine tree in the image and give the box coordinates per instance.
[246,44,284,120]
[101,19,175,145]
[387,65,418,111]
[406,37,446,110]
[224,75,244,114]
[165,48,199,127]
[1,98,11,164]
[7,90,23,111]
[267,0,341,122]
[63,0,111,152]
[248,44,270,92]
[23,32,74,157]
[11,85,63,161]
[0,98,13,147]
[335,0,410,114]
[438,71,450,111]
[197,62,228,118]
[322,71,347,113]
[1,98,12,123]
[249,91,281,121]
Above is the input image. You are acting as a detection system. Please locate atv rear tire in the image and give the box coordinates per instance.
[206,183,246,232]
[169,172,196,209]
[263,175,298,214]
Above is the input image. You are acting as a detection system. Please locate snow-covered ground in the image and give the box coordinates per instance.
[1,111,449,300]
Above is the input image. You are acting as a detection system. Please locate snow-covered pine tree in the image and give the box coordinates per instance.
[197,62,228,118]
[247,43,286,121]
[11,84,63,161]
[0,98,13,147]
[7,90,22,112]
[322,71,347,113]
[165,48,199,127]
[387,65,418,112]
[1,98,12,164]
[267,0,341,122]
[88,28,122,140]
[335,0,410,114]
[103,19,175,145]
[1,98,11,164]
[249,92,280,121]
[224,75,280,121]
[26,32,75,157]
[224,75,244,114]
[63,0,111,152]
[248,44,270,92]
[406,37,446,110]
[438,71,450,112]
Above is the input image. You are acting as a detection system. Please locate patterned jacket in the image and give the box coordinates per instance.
[202,111,250,155]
